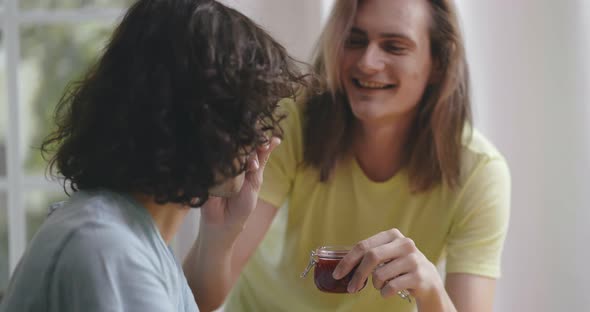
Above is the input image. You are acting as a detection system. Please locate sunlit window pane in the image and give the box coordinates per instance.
[20,0,136,10]
[0,191,8,291]
[0,30,6,177]
[19,23,114,175]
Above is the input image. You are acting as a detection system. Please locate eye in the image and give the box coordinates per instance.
[383,42,407,55]
[345,35,367,48]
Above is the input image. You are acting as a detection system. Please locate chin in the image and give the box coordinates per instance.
[349,100,383,120]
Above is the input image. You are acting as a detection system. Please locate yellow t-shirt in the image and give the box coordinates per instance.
[225,99,511,311]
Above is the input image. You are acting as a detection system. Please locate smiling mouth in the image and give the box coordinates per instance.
[352,78,396,90]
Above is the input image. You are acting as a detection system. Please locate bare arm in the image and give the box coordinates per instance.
[181,137,281,312]
[411,272,495,311]
[183,199,278,312]
[229,199,278,286]
[445,273,496,312]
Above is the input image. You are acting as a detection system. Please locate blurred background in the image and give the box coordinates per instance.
[0,0,588,311]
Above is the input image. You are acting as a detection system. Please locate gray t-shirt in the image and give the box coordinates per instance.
[0,189,199,312]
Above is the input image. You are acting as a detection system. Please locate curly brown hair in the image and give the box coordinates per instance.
[41,0,307,207]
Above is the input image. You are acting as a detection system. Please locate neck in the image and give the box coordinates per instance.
[132,193,191,244]
[353,116,415,182]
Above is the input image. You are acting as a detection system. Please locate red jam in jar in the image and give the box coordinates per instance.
[301,246,367,293]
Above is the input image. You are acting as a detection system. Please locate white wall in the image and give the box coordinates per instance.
[177,1,590,310]
[219,0,324,61]
[458,1,590,311]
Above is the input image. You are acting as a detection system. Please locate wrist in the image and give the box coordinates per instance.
[199,218,244,247]
[196,228,237,256]
[416,278,455,312]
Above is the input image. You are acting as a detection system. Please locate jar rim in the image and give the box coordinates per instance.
[315,245,352,258]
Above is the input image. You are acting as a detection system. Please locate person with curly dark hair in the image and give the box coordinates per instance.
[0,1,305,312]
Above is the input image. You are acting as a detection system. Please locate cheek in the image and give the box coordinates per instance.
[340,53,358,77]
[408,70,427,88]
[400,60,432,91]
[395,50,432,78]
[415,55,433,82]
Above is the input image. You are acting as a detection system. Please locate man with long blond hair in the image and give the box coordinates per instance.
[204,0,509,311]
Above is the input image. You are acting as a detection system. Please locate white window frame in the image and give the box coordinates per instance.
[0,0,124,274]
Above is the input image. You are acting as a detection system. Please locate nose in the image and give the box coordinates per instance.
[357,43,385,73]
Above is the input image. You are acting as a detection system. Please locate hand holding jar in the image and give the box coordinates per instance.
[332,229,445,303]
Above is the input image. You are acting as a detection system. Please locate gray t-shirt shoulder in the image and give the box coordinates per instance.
[0,189,198,312]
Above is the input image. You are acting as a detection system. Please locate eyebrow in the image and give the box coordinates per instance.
[350,27,415,44]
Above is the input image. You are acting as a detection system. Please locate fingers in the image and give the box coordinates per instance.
[245,137,280,189]
[257,136,281,171]
[371,252,417,290]
[345,244,393,293]
[347,237,416,294]
[245,136,280,174]
[333,229,404,280]
[328,227,438,300]
[247,152,260,172]
[380,273,415,299]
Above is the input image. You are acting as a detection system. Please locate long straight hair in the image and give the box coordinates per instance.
[303,0,472,192]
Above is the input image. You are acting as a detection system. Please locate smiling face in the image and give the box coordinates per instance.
[340,0,434,125]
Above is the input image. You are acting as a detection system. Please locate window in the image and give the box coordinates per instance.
[0,191,7,291]
[1,27,10,291]
[22,0,134,10]
[0,0,131,288]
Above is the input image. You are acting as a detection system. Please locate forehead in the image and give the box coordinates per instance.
[353,0,431,40]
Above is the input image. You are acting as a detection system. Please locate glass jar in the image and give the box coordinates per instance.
[300,246,367,293]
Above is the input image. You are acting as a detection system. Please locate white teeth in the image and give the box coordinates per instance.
[358,80,388,89]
